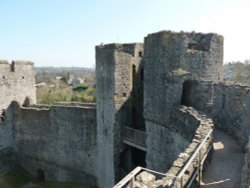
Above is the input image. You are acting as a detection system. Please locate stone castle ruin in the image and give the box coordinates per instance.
[0,31,249,188]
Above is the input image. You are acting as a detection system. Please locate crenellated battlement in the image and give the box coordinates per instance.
[0,60,34,73]
[0,59,36,109]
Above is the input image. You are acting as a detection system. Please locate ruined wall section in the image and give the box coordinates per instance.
[143,31,222,174]
[181,81,250,147]
[158,107,213,187]
[146,122,191,172]
[0,104,16,173]
[96,43,143,188]
[0,105,15,150]
[183,33,223,81]
[13,103,97,185]
[0,60,36,109]
[212,83,250,146]
[181,80,214,112]
[144,32,182,125]
[144,31,223,127]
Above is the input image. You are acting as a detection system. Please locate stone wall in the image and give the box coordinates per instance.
[145,105,212,176]
[213,83,250,147]
[12,102,97,186]
[127,106,213,187]
[179,80,250,187]
[143,31,223,127]
[241,136,250,188]
[0,105,15,150]
[146,121,191,173]
[0,60,36,109]
[95,43,143,188]
[162,106,213,187]
[181,81,250,147]
[143,31,221,175]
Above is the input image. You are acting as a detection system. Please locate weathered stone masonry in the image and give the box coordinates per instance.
[96,43,144,187]
[0,60,36,109]
[13,102,97,185]
[0,30,250,188]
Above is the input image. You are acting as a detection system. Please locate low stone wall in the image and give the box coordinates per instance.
[12,102,97,186]
[146,121,191,173]
[182,80,250,148]
[161,106,213,187]
[213,82,250,147]
[124,106,213,187]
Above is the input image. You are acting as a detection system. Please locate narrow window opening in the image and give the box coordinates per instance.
[2,76,5,79]
[132,65,136,90]
[188,43,198,50]
[123,93,127,97]
[181,80,193,106]
[138,51,142,57]
[11,63,15,72]
[22,76,24,79]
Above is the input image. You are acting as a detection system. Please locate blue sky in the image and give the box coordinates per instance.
[0,0,249,67]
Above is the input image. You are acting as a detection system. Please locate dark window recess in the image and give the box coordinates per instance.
[36,169,45,182]
[2,76,5,79]
[131,147,146,168]
[188,43,198,50]
[22,76,24,79]
[132,64,136,88]
[123,93,127,97]
[181,80,194,106]
[222,94,226,109]
[0,109,6,122]
[138,51,142,57]
[11,63,15,72]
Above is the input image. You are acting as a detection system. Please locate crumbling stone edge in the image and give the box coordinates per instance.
[160,106,213,187]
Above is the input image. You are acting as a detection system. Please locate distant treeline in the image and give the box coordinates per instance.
[224,60,250,85]
[35,67,95,84]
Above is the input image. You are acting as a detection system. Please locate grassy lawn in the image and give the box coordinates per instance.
[36,182,90,188]
[0,172,91,188]
[0,172,30,188]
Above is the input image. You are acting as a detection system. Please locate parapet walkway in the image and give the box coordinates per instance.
[201,129,244,188]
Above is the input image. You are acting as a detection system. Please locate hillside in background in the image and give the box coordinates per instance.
[223,60,250,85]
[35,67,95,84]
[35,67,96,104]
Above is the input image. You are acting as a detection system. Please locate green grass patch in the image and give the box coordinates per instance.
[0,172,92,188]
[37,85,96,105]
[37,181,90,188]
[0,171,31,188]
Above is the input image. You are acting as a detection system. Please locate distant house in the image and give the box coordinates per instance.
[69,77,85,87]
[35,82,47,88]
[56,76,63,80]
